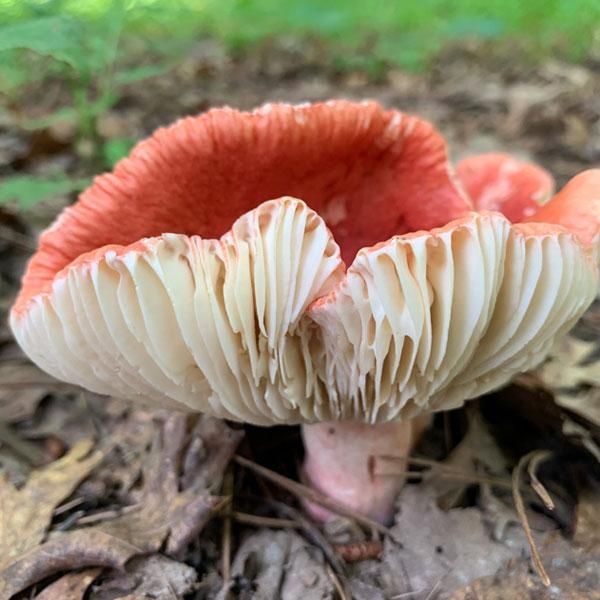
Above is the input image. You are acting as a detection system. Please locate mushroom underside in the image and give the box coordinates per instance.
[10,102,600,524]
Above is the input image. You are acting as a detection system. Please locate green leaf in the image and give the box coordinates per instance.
[85,0,127,74]
[445,17,506,39]
[0,176,90,210]
[0,16,85,71]
[102,138,136,168]
[21,106,78,131]
[114,64,172,86]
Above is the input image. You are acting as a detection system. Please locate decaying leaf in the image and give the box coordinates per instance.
[226,529,335,600]
[563,419,600,463]
[34,567,102,600]
[89,554,197,600]
[0,362,51,423]
[0,413,241,598]
[387,485,533,597]
[449,535,600,600]
[536,335,600,426]
[0,530,137,599]
[97,414,242,556]
[539,337,600,388]
[573,490,600,553]
[555,389,600,428]
[0,438,103,568]
[422,408,509,509]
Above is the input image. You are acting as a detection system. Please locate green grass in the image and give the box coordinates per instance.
[1,0,598,210]
[1,0,600,72]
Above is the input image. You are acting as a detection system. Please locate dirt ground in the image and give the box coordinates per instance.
[1,40,600,599]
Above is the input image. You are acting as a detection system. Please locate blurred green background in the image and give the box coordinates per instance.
[3,0,600,79]
[1,0,600,210]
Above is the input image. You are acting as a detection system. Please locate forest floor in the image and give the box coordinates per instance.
[1,40,600,599]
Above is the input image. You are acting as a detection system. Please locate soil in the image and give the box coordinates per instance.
[1,39,599,599]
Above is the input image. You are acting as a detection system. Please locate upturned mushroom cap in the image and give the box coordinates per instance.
[10,101,600,425]
[456,153,554,221]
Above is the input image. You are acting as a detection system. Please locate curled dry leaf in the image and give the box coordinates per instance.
[420,408,509,510]
[0,530,137,599]
[225,529,335,600]
[0,362,59,423]
[0,438,103,569]
[536,334,600,426]
[448,535,600,600]
[96,413,242,556]
[562,419,600,463]
[573,490,600,553]
[34,567,102,600]
[89,555,197,600]
[388,485,532,597]
[0,414,240,598]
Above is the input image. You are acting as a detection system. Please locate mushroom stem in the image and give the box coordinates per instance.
[301,418,429,524]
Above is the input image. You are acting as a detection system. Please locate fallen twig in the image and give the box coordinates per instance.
[512,451,551,587]
[326,563,350,600]
[232,511,299,529]
[221,469,234,585]
[269,499,351,600]
[527,450,555,511]
[376,455,513,489]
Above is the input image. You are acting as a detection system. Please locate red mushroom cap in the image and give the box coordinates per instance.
[456,153,554,222]
[10,101,600,424]
[12,101,471,319]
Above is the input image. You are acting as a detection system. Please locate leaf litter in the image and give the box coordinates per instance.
[0,438,103,568]
[0,412,242,598]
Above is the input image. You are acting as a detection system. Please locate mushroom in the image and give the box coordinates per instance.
[10,101,600,524]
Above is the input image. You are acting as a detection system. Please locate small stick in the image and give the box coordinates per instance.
[272,499,353,599]
[424,574,444,600]
[512,451,551,587]
[75,503,140,525]
[326,564,350,600]
[527,450,555,511]
[377,455,513,489]
[234,455,394,538]
[232,511,299,529]
[0,421,45,465]
[53,496,86,516]
[221,469,234,584]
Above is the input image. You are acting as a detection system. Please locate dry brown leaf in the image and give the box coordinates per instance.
[536,336,600,426]
[555,389,600,427]
[422,409,509,509]
[89,555,197,600]
[573,490,600,553]
[540,337,600,388]
[0,438,103,569]
[96,414,242,556]
[387,485,533,597]
[0,362,57,422]
[34,567,102,600]
[562,419,600,463]
[0,529,138,599]
[226,529,334,600]
[448,535,600,600]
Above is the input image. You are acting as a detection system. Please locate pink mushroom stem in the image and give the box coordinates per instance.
[301,418,429,524]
